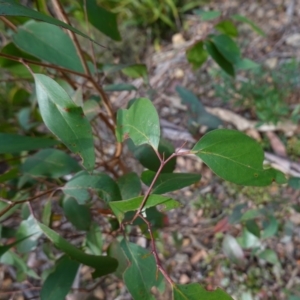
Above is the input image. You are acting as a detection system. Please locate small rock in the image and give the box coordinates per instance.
[265,57,278,69]
[172,33,186,47]
[286,34,300,47]
[179,274,190,284]
[174,68,184,79]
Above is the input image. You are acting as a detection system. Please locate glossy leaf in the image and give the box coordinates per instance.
[0,0,100,44]
[63,197,91,231]
[173,283,233,300]
[13,21,84,72]
[232,14,266,36]
[127,138,176,173]
[38,222,118,278]
[205,40,234,77]
[121,64,148,79]
[104,83,137,92]
[117,172,141,200]
[15,215,42,253]
[211,34,241,64]
[63,171,121,204]
[186,41,208,69]
[176,86,223,130]
[40,255,79,300]
[116,98,160,150]
[215,20,238,37]
[0,235,32,257]
[0,133,59,154]
[34,74,95,170]
[109,195,181,222]
[84,0,121,41]
[21,149,81,178]
[85,222,102,256]
[193,129,286,186]
[121,239,163,300]
[141,171,201,194]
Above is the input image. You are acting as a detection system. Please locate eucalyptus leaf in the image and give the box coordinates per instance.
[193,129,286,186]
[63,171,121,204]
[116,98,160,150]
[38,222,118,278]
[0,0,100,44]
[0,133,59,154]
[173,283,233,300]
[109,195,181,223]
[121,239,163,300]
[117,172,141,200]
[40,256,79,300]
[141,171,201,194]
[21,149,81,178]
[34,74,95,170]
[13,21,84,72]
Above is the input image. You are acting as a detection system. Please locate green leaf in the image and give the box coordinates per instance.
[21,149,81,178]
[85,222,102,255]
[40,255,79,300]
[215,20,238,37]
[232,14,266,36]
[235,58,259,70]
[241,209,262,221]
[0,42,41,76]
[245,220,260,238]
[193,129,286,186]
[116,98,160,150]
[186,41,208,69]
[117,172,141,200]
[0,0,101,44]
[107,240,128,279]
[194,9,221,21]
[0,235,32,257]
[83,99,100,121]
[0,133,59,154]
[176,86,223,130]
[121,239,163,300]
[63,197,92,231]
[63,171,121,204]
[173,283,233,300]
[141,171,201,194]
[104,83,137,92]
[121,64,148,79]
[42,199,51,226]
[13,21,84,72]
[288,177,300,190]
[15,214,42,253]
[84,0,121,41]
[34,74,95,170]
[0,168,19,183]
[109,195,181,223]
[205,40,235,77]
[238,228,261,249]
[257,249,279,265]
[127,138,176,173]
[261,216,278,239]
[38,222,118,278]
[211,34,241,64]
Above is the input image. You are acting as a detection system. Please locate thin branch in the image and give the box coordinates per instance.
[0,53,89,78]
[0,16,17,31]
[138,213,173,285]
